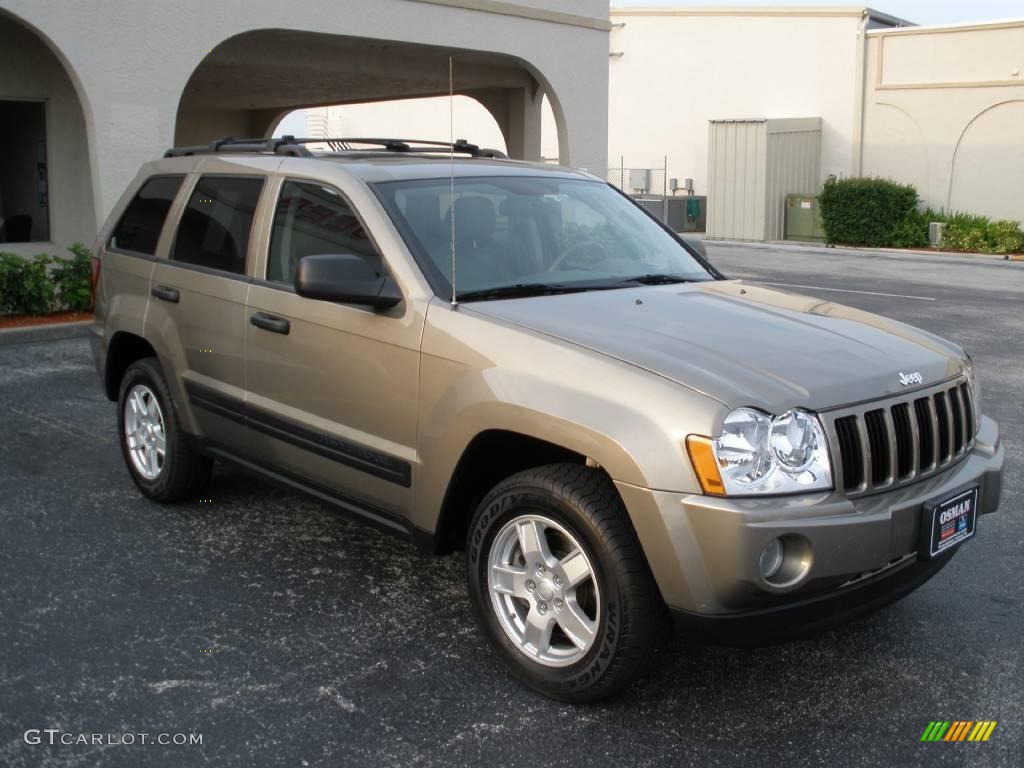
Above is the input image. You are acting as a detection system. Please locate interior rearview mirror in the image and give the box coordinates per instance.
[295,253,402,310]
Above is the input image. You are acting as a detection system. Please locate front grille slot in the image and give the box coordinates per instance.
[828,377,973,497]
[934,391,951,462]
[864,409,890,486]
[891,403,914,480]
[949,387,965,454]
[835,415,863,491]
[914,397,935,472]
[960,383,975,439]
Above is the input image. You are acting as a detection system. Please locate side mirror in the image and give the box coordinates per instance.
[295,253,402,310]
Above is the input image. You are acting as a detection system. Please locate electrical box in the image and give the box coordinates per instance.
[784,194,826,242]
[929,222,944,247]
[629,169,651,193]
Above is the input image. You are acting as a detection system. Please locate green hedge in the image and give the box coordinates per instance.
[940,213,1024,255]
[819,177,923,247]
[819,177,1024,254]
[0,244,93,315]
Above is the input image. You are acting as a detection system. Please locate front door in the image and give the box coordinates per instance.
[244,178,422,529]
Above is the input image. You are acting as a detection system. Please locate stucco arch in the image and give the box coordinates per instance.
[173,28,570,165]
[948,100,1024,218]
[864,102,930,197]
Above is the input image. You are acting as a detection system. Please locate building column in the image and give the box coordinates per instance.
[469,86,542,162]
[505,86,543,162]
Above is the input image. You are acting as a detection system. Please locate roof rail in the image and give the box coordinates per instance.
[164,135,507,159]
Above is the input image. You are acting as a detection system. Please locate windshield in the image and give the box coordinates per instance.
[373,176,714,301]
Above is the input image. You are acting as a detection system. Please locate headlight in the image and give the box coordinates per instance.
[687,407,833,496]
[963,355,982,431]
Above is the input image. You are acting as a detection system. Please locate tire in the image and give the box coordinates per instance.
[466,464,665,702]
[117,357,212,502]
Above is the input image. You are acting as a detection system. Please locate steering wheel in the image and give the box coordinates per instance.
[548,239,613,272]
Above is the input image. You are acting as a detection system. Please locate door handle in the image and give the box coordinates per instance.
[250,312,290,335]
[151,285,180,303]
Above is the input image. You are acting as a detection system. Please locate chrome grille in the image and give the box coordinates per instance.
[825,378,975,497]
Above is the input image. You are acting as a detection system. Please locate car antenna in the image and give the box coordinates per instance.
[449,55,458,310]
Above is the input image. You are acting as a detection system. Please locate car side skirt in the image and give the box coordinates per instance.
[194,437,434,552]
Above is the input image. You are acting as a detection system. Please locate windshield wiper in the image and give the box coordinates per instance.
[614,273,702,286]
[456,282,593,302]
[456,275,704,302]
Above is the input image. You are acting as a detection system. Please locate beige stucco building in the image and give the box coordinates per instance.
[0,0,610,257]
[861,20,1024,220]
[607,7,1024,236]
[607,6,908,196]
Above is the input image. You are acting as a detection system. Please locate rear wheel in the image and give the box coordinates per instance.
[117,357,211,502]
[467,464,665,702]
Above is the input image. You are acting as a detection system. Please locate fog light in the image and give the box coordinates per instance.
[759,538,784,580]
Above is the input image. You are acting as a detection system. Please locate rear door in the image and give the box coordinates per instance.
[100,174,185,344]
[145,168,265,444]
[243,177,422,528]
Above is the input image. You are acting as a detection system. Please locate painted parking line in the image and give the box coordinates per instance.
[755,281,937,302]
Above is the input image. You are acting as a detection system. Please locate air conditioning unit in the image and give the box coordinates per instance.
[928,222,944,247]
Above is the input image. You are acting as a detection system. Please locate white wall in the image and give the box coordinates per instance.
[861,21,1024,220]
[607,9,867,195]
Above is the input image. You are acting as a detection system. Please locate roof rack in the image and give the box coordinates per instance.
[164,135,507,159]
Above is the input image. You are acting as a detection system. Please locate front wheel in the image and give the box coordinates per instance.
[117,357,211,502]
[466,464,665,702]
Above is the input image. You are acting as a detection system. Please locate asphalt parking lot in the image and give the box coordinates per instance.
[1,245,1020,768]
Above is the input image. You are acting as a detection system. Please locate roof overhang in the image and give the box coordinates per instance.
[610,6,915,27]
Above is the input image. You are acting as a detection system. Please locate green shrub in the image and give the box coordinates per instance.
[0,244,95,315]
[986,220,1024,254]
[0,253,55,315]
[888,207,929,249]
[52,243,94,312]
[819,177,921,247]
[940,214,1024,254]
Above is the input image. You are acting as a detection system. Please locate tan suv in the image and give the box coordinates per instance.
[91,137,1003,702]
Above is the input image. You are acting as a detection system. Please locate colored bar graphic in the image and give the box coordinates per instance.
[922,721,997,742]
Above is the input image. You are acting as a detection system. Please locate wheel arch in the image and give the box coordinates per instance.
[430,429,595,554]
[104,331,158,401]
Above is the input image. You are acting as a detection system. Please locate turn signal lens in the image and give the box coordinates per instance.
[686,435,725,496]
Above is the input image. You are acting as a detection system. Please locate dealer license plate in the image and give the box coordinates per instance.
[921,486,978,559]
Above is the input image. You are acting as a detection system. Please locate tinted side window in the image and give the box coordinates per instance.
[267,181,382,284]
[171,176,264,275]
[109,175,184,255]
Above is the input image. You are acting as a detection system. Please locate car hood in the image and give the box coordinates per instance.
[465,280,966,413]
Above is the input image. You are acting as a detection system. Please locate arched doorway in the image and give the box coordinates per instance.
[0,10,96,251]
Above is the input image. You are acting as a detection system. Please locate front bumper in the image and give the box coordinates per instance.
[616,415,1003,618]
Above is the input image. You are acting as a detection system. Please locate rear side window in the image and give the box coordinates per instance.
[171,176,264,275]
[267,180,382,284]
[109,175,184,255]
